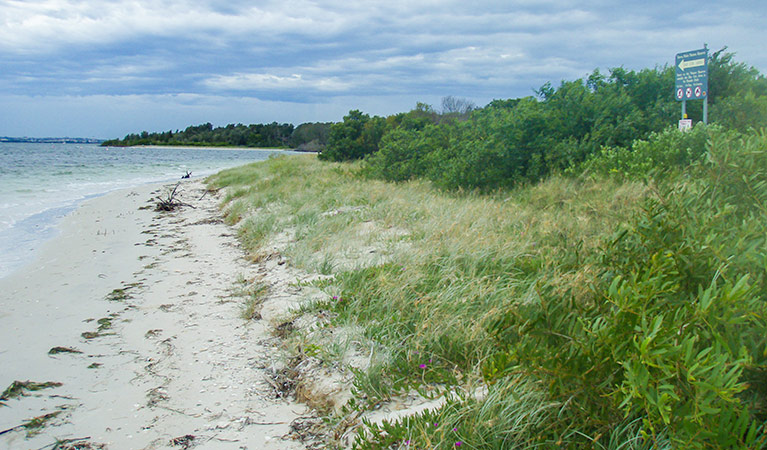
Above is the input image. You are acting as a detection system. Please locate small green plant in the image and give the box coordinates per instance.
[239,280,268,320]
[317,253,335,275]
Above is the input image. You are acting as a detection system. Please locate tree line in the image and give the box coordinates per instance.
[321,48,766,190]
[102,121,332,151]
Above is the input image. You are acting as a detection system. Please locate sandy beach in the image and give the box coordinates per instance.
[0,180,318,449]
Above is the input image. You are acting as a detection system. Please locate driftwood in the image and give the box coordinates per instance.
[181,170,192,179]
[155,183,195,212]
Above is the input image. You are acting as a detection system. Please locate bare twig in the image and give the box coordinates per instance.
[0,424,23,436]
[155,183,195,211]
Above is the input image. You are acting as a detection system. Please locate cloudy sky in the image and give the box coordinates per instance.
[1,0,765,139]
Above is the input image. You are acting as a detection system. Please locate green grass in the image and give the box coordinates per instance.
[207,155,645,445]
[228,273,269,320]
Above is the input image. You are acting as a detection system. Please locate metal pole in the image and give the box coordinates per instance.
[682,100,686,120]
[703,97,708,124]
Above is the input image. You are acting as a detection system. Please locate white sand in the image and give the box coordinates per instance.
[0,180,315,449]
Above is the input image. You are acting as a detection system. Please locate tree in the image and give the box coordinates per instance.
[320,110,386,161]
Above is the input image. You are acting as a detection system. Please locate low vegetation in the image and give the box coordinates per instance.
[207,127,766,449]
[206,48,767,449]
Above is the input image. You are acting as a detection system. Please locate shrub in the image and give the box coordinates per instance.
[580,124,717,179]
[488,130,767,448]
[319,110,387,161]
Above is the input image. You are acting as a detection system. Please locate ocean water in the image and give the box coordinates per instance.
[0,142,296,278]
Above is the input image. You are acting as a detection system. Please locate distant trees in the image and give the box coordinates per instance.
[102,121,315,149]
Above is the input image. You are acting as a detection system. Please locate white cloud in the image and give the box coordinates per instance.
[0,0,345,53]
[204,72,353,92]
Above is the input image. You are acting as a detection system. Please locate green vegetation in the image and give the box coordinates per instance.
[207,49,767,449]
[101,121,331,150]
[319,48,766,193]
[229,274,269,320]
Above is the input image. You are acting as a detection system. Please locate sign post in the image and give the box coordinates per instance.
[675,46,709,127]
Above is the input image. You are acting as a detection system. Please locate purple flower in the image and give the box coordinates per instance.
[455,442,462,447]
[453,428,458,432]
[332,296,338,300]
[419,364,427,369]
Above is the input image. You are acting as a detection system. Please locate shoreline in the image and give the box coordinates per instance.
[0,176,196,280]
[117,145,315,153]
[0,179,316,449]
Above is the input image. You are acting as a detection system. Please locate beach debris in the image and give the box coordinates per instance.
[81,318,116,339]
[264,367,297,399]
[49,437,107,450]
[169,434,196,449]
[1,380,62,401]
[145,329,163,338]
[182,170,192,179]
[105,288,130,302]
[104,282,142,302]
[48,347,83,355]
[0,411,62,438]
[274,320,295,339]
[96,317,113,331]
[288,416,326,445]
[87,363,103,369]
[155,183,194,212]
[147,386,170,407]
[22,411,62,437]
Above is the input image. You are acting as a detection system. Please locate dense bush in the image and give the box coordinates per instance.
[485,129,767,448]
[579,123,716,179]
[361,50,766,191]
[318,110,387,161]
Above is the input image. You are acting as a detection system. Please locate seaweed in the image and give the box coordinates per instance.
[0,380,63,401]
[48,347,83,355]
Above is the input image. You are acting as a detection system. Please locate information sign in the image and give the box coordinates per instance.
[675,48,708,101]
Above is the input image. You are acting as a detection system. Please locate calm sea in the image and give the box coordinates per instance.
[0,142,296,278]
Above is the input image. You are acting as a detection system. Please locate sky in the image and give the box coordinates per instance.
[1,0,765,139]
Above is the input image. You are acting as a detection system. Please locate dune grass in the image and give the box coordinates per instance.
[207,154,649,446]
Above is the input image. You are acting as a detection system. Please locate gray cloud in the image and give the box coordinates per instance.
[1,0,765,137]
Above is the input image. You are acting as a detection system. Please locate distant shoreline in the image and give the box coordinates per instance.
[0,137,103,144]
[121,144,317,153]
